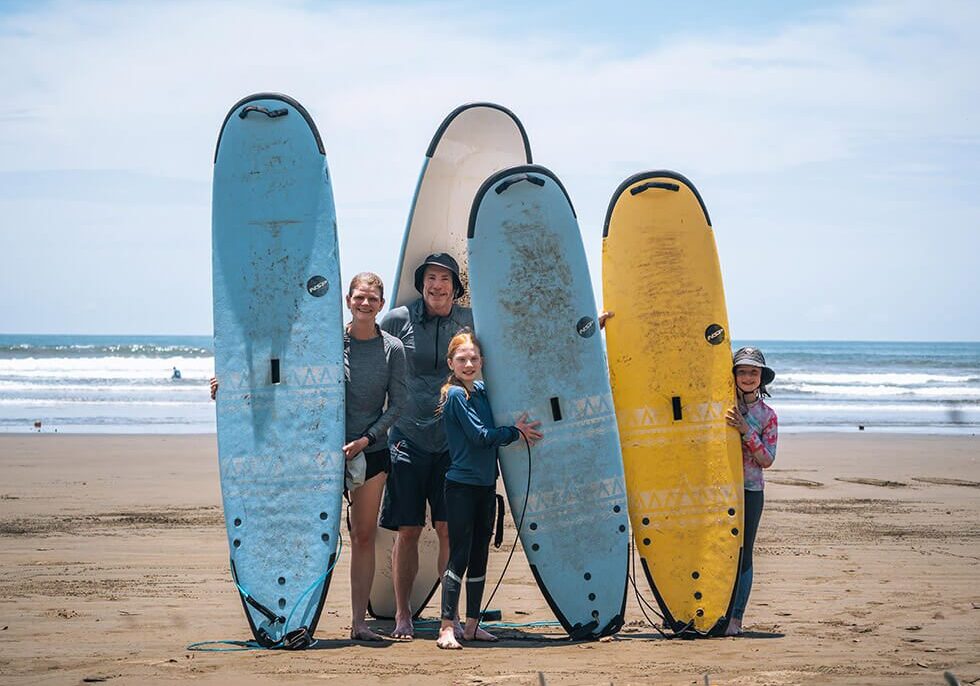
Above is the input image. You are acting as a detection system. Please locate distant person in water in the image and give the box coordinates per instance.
[724,346,778,636]
[379,253,473,640]
[171,366,181,380]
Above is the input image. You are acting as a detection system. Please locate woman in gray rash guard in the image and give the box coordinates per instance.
[342,272,408,641]
[210,272,407,642]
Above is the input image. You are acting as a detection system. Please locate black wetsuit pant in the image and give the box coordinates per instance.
[440,480,496,621]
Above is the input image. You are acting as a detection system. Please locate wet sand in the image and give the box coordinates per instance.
[0,433,978,685]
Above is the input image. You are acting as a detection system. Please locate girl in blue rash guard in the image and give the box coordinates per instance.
[434,331,542,650]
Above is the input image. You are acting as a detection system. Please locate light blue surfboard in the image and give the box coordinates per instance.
[212,93,344,647]
[467,164,629,639]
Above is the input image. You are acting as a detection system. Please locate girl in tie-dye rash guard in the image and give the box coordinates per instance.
[724,347,778,636]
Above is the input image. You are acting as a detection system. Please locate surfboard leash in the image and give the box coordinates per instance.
[188,533,344,652]
[475,429,534,633]
[626,537,670,638]
[627,538,711,640]
[627,539,712,639]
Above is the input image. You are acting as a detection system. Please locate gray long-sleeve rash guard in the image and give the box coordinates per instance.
[380,298,474,453]
[344,328,408,452]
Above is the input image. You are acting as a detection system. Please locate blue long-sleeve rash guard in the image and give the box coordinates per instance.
[442,381,520,487]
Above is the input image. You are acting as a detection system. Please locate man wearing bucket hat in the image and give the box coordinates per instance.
[724,346,778,636]
[380,253,473,639]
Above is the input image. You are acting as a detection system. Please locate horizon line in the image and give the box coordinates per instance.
[1,332,978,345]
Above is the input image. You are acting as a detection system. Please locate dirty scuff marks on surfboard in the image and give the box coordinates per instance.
[603,170,741,636]
[213,93,344,646]
[469,164,629,640]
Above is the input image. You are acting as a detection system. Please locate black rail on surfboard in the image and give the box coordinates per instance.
[467,164,578,239]
[214,92,326,162]
[425,102,533,162]
[602,170,712,237]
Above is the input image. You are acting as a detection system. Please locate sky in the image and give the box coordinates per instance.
[0,0,977,341]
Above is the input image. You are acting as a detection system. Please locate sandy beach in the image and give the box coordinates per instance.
[0,432,977,685]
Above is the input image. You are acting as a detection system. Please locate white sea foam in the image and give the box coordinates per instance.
[783,384,980,399]
[780,372,976,385]
[0,356,215,381]
[0,381,207,394]
[771,401,980,413]
[0,398,205,407]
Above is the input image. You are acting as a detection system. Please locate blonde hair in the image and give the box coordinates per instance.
[437,330,481,413]
[347,272,384,299]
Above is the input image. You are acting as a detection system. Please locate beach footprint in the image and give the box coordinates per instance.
[767,477,824,488]
[834,477,909,488]
[911,477,980,489]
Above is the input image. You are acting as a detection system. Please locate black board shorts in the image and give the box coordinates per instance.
[364,447,392,482]
[380,432,450,530]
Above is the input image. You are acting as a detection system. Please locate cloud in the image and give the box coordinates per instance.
[4,1,976,177]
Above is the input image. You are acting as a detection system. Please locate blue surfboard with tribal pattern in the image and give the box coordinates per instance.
[212,93,344,647]
[467,164,629,639]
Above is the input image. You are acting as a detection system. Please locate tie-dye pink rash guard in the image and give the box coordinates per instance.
[739,398,778,491]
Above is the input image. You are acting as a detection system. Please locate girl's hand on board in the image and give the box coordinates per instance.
[725,406,749,435]
[209,377,219,400]
[342,436,370,460]
[515,413,543,446]
[598,310,614,330]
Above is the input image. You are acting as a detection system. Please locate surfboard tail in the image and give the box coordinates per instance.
[639,552,739,638]
[529,559,628,640]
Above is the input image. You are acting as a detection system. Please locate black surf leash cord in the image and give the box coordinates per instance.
[627,539,710,639]
[474,428,533,633]
[627,536,713,639]
[186,533,344,652]
[627,537,670,639]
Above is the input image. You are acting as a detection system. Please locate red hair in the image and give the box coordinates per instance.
[437,330,481,412]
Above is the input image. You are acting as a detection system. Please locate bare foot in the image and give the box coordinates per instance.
[436,625,461,650]
[392,615,414,640]
[463,625,497,642]
[350,625,385,642]
[724,618,743,636]
[453,618,464,640]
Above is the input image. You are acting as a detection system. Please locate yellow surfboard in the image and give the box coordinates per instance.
[602,171,742,636]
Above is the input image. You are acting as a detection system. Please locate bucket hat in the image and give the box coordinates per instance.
[414,253,465,299]
[732,347,775,386]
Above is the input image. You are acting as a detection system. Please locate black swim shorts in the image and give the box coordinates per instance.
[364,447,392,482]
[379,430,450,530]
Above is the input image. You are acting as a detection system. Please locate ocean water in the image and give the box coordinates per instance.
[0,335,215,434]
[0,335,977,435]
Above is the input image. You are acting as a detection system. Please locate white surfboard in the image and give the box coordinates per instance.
[368,103,532,621]
[390,102,532,307]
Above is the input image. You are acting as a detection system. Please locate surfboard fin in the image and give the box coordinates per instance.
[567,619,599,641]
[280,626,314,650]
[598,613,625,637]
